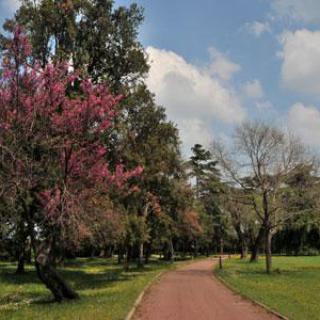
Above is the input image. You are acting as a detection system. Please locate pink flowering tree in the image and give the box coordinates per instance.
[0,27,142,301]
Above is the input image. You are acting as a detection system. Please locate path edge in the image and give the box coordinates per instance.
[125,269,166,320]
[214,264,289,320]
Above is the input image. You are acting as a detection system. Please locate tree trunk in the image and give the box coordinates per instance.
[164,239,175,262]
[250,243,259,262]
[220,238,224,256]
[169,238,175,262]
[235,224,247,259]
[117,245,124,264]
[108,246,114,258]
[26,238,32,263]
[25,207,78,301]
[124,246,130,271]
[16,236,33,274]
[219,238,224,268]
[90,247,96,258]
[239,235,248,259]
[137,201,149,268]
[15,222,29,274]
[193,240,198,257]
[35,249,79,302]
[265,229,272,274]
[137,242,144,268]
[181,241,186,258]
[25,205,76,300]
[144,243,151,264]
[99,246,113,258]
[250,226,264,262]
[16,251,25,274]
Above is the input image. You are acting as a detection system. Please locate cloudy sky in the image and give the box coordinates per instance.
[3,0,320,155]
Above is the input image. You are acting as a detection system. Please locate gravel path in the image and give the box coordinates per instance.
[133,259,280,320]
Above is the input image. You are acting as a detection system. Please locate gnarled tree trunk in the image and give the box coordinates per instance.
[25,202,78,301]
[35,245,79,302]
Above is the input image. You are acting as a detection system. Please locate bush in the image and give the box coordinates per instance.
[297,247,320,256]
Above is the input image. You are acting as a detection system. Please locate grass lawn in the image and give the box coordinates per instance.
[0,257,177,320]
[216,256,320,320]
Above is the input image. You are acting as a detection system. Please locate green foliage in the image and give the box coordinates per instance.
[124,215,149,247]
[297,247,320,256]
[188,144,226,251]
[5,0,148,91]
[108,84,184,258]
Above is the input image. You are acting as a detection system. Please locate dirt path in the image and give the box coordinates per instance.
[133,259,280,320]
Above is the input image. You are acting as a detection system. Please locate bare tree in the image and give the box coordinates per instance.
[212,121,309,274]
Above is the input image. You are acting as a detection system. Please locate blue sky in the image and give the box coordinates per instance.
[3,0,320,154]
[119,0,320,154]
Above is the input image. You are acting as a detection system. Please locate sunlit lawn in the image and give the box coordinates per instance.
[216,256,320,320]
[0,257,176,320]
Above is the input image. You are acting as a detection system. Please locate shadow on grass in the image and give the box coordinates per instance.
[0,259,162,306]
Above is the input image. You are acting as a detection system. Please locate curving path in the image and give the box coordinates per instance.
[133,259,280,320]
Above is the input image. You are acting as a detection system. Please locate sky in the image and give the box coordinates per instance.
[3,0,320,155]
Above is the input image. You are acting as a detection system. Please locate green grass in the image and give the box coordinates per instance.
[0,257,177,320]
[216,256,320,320]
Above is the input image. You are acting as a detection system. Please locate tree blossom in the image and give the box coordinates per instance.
[0,26,142,238]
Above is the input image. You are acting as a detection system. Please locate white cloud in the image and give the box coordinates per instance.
[242,79,264,99]
[246,21,271,37]
[256,100,273,110]
[208,47,241,81]
[146,47,246,153]
[288,103,320,146]
[279,29,320,96]
[179,119,212,156]
[272,0,320,24]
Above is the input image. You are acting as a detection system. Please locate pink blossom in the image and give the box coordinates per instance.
[0,26,143,228]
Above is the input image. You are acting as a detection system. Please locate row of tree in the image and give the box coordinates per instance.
[0,0,224,302]
[0,0,319,303]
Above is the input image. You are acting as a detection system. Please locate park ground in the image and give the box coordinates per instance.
[216,256,320,320]
[0,257,178,320]
[1,256,320,319]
